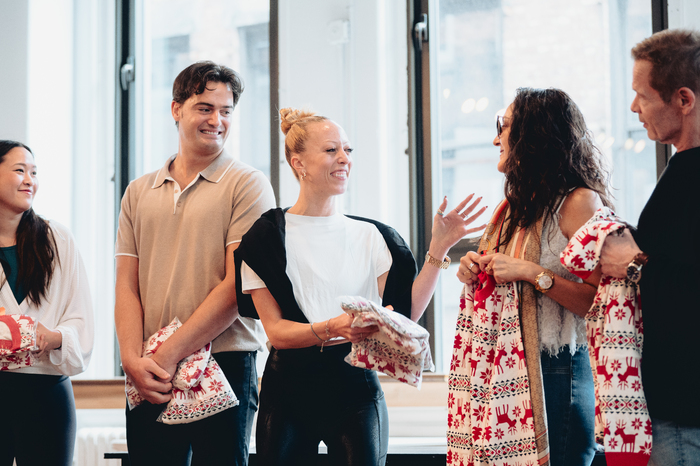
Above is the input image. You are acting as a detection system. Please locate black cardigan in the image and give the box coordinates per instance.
[234,208,418,323]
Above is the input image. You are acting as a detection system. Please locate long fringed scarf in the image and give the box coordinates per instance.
[448,200,550,466]
[561,207,651,464]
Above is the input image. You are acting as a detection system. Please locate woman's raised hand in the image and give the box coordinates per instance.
[429,194,487,259]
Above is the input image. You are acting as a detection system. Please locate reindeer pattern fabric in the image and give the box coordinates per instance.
[340,296,434,388]
[561,207,652,464]
[447,273,541,466]
[126,317,239,425]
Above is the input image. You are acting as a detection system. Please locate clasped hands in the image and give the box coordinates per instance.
[458,251,537,285]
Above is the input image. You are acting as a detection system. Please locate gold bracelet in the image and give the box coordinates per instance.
[425,251,451,270]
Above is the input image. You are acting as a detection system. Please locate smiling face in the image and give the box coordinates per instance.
[0,146,38,217]
[493,104,513,173]
[171,81,235,157]
[631,59,683,145]
[293,121,352,197]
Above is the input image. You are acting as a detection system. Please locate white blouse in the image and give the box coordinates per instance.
[0,220,94,376]
[241,212,393,324]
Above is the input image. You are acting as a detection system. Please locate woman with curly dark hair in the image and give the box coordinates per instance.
[448,88,611,466]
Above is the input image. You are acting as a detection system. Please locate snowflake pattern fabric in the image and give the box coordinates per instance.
[340,296,434,388]
[125,317,239,424]
[446,274,541,466]
[560,207,652,464]
[0,309,38,371]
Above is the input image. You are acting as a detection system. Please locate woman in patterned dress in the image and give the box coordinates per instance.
[453,88,612,466]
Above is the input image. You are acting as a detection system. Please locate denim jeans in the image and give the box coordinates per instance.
[648,417,700,466]
[541,346,597,466]
[126,351,258,466]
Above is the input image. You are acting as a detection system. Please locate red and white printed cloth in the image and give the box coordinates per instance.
[561,207,652,464]
[0,308,38,371]
[447,273,541,466]
[126,317,239,424]
[340,296,434,388]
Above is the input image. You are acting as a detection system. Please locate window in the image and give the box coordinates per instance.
[429,0,654,371]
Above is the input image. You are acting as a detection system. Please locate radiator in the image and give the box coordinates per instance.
[75,427,126,466]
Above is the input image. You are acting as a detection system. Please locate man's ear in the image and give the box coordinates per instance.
[171,100,182,122]
[677,87,696,115]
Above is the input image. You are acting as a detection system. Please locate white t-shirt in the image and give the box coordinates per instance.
[241,212,393,323]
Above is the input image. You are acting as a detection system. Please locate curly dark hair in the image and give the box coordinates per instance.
[0,140,58,306]
[500,88,612,246]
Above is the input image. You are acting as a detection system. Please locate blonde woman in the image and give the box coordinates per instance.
[235,108,486,465]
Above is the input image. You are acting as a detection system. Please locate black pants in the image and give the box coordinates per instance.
[256,343,389,466]
[0,372,76,466]
[126,351,259,466]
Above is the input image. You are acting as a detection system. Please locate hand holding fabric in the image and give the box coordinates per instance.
[34,322,62,358]
[479,252,538,284]
[457,251,481,284]
[599,228,642,279]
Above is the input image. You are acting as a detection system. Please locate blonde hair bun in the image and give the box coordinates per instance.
[279,107,318,135]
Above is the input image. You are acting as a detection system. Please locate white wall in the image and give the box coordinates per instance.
[0,1,30,142]
[668,0,700,30]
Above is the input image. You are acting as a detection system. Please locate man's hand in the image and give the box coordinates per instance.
[600,229,643,279]
[123,357,173,405]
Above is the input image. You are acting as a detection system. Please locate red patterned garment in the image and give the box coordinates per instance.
[560,207,652,464]
[340,296,434,388]
[447,273,542,466]
[0,308,37,370]
[125,317,239,424]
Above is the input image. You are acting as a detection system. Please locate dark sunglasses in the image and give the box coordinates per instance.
[496,115,507,137]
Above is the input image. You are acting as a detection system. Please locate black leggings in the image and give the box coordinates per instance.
[256,343,389,466]
[0,372,76,466]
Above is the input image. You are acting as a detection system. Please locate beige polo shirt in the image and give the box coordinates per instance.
[115,152,276,353]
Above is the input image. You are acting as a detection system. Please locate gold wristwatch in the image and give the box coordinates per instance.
[534,270,555,293]
[425,252,451,270]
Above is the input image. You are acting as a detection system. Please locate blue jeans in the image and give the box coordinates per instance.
[126,351,258,466]
[541,347,597,466]
[648,418,700,466]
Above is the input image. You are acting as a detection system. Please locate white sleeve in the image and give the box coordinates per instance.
[47,225,94,376]
[373,230,393,278]
[240,260,267,294]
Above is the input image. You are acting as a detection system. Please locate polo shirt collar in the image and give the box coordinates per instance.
[151,151,236,189]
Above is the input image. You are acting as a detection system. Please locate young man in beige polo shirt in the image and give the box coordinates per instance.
[114,61,275,465]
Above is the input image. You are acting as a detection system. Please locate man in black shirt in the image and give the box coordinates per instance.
[600,29,700,465]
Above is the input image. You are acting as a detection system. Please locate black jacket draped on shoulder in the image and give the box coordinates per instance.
[234,208,418,322]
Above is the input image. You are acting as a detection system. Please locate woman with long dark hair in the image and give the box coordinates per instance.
[449,88,611,466]
[0,140,94,466]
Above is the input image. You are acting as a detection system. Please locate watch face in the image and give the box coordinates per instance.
[627,265,641,283]
[538,274,553,290]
